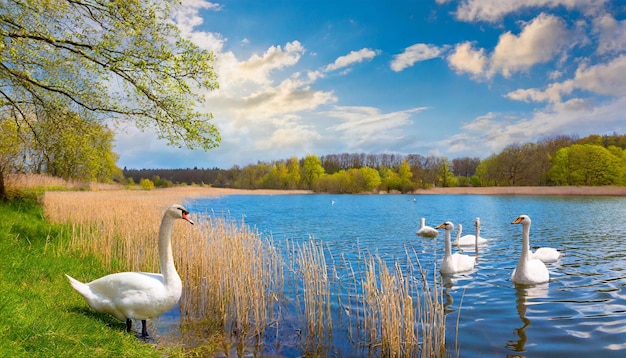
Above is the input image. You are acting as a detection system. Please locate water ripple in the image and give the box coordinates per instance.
[188,194,626,357]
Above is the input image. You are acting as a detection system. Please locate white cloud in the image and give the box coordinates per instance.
[237,41,306,84]
[390,44,445,72]
[447,14,571,79]
[593,14,626,54]
[172,0,225,52]
[506,55,626,102]
[447,42,488,78]
[323,106,427,149]
[238,73,337,116]
[443,94,626,157]
[490,13,570,77]
[455,0,607,23]
[571,55,626,96]
[324,48,379,72]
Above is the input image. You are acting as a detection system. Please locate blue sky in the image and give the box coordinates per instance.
[115,0,626,169]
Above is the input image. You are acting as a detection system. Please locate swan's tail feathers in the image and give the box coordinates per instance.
[65,274,93,298]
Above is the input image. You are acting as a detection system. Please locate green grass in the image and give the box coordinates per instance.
[0,199,179,357]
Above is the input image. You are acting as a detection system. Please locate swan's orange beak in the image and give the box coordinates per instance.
[182,212,195,225]
[511,216,523,224]
[435,223,446,229]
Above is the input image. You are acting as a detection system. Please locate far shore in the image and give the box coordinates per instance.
[164,185,626,197]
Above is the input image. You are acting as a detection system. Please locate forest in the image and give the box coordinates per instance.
[124,133,626,194]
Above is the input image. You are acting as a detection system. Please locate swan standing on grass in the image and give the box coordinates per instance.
[436,221,475,274]
[416,217,438,238]
[452,218,487,247]
[66,204,194,338]
[511,215,549,285]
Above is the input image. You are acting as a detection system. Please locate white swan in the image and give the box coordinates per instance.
[416,217,438,238]
[66,204,194,338]
[436,221,475,274]
[452,218,487,247]
[514,215,560,263]
[511,215,549,285]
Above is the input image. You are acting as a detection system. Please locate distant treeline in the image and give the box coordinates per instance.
[123,133,626,193]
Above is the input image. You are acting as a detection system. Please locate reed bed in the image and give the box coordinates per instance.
[7,173,121,191]
[42,189,449,356]
[288,239,333,346]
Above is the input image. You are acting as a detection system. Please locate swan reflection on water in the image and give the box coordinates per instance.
[506,284,549,354]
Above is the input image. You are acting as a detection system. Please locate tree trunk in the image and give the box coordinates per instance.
[0,170,7,201]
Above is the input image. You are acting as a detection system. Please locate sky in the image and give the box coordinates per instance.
[114,0,626,169]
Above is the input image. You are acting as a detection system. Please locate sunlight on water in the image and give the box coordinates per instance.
[186,194,626,357]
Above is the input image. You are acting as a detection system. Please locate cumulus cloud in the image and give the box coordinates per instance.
[506,55,626,103]
[324,48,379,72]
[447,14,571,79]
[390,43,445,72]
[447,42,488,78]
[490,13,570,77]
[172,0,224,52]
[454,0,608,23]
[593,14,626,54]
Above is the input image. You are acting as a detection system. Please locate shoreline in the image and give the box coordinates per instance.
[410,185,626,196]
[165,185,626,197]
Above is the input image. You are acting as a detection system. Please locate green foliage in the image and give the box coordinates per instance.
[0,200,166,356]
[139,178,154,190]
[301,155,325,188]
[437,159,457,187]
[315,167,382,193]
[549,144,622,185]
[1,0,220,151]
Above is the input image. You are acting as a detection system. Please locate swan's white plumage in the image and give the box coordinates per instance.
[416,217,438,238]
[452,219,487,246]
[436,221,475,274]
[66,204,194,335]
[511,215,549,285]
[531,247,561,263]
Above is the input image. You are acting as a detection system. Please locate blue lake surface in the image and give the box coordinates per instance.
[186,193,626,357]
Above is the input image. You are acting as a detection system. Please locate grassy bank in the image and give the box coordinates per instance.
[0,199,174,357]
[2,179,450,356]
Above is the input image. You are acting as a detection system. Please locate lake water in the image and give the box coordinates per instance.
[185,193,626,357]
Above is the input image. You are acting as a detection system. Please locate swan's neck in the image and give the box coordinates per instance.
[444,229,452,257]
[420,218,425,229]
[475,225,480,256]
[158,215,181,288]
[520,222,531,262]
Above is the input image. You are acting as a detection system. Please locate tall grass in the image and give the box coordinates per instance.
[42,189,450,356]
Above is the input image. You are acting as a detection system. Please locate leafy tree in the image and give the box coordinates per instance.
[0,0,219,197]
[301,155,325,189]
[397,160,416,192]
[549,144,621,185]
[438,158,457,187]
[0,117,22,200]
[286,157,301,189]
[379,167,401,192]
[353,167,381,192]
[139,178,154,190]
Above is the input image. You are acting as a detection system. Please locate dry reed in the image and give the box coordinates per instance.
[358,249,446,357]
[41,188,449,356]
[288,239,332,345]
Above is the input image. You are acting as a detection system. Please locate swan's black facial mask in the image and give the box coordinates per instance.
[178,208,194,225]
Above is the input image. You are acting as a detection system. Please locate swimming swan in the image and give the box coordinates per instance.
[436,221,475,274]
[511,215,549,285]
[66,204,194,338]
[416,217,438,238]
[452,218,487,247]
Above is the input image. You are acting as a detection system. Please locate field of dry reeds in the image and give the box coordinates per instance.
[40,186,448,356]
